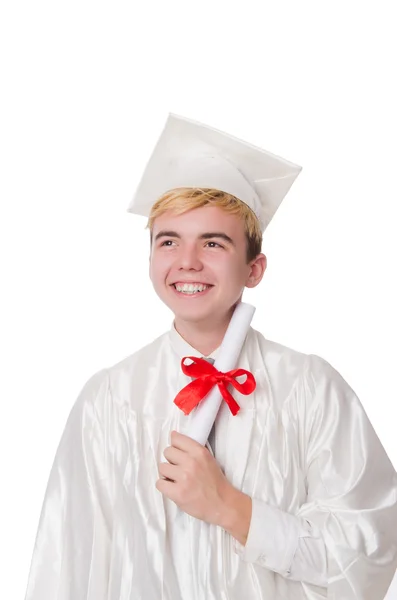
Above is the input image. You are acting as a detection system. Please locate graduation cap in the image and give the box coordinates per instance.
[126,113,302,232]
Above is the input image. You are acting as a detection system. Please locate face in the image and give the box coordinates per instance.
[149,205,266,329]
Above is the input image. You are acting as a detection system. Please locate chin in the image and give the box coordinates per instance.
[174,310,211,323]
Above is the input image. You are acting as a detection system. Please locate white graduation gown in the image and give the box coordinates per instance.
[24,325,397,600]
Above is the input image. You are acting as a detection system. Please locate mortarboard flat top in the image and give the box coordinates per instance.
[127,113,302,232]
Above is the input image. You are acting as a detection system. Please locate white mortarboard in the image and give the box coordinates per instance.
[126,113,302,232]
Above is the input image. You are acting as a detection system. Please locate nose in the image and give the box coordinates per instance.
[177,244,203,271]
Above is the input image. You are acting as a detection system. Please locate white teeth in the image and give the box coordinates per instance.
[174,283,210,294]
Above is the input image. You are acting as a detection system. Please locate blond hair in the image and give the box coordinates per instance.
[146,188,262,263]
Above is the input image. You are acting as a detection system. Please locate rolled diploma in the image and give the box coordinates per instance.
[186,301,256,446]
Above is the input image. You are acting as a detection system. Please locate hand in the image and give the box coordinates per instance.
[156,430,233,526]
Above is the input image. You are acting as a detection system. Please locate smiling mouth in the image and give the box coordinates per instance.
[171,283,214,296]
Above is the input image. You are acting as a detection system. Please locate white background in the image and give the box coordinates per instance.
[1,1,396,598]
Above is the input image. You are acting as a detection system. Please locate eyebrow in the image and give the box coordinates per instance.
[154,230,236,246]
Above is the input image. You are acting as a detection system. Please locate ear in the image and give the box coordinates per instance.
[245,253,267,288]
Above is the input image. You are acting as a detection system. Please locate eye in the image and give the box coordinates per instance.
[206,241,223,248]
[160,240,175,247]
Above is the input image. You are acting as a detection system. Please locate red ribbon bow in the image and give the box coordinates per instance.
[173,356,256,416]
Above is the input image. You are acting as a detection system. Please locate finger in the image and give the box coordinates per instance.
[158,461,179,482]
[170,430,204,453]
[156,477,177,499]
[163,445,185,464]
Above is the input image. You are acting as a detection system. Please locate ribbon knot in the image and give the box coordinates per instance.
[173,356,256,416]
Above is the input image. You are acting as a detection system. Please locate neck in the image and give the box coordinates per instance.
[174,311,234,356]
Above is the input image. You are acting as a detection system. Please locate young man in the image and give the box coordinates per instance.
[25,114,397,599]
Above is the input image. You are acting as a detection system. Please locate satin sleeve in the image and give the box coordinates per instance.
[234,354,397,598]
[24,369,113,600]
